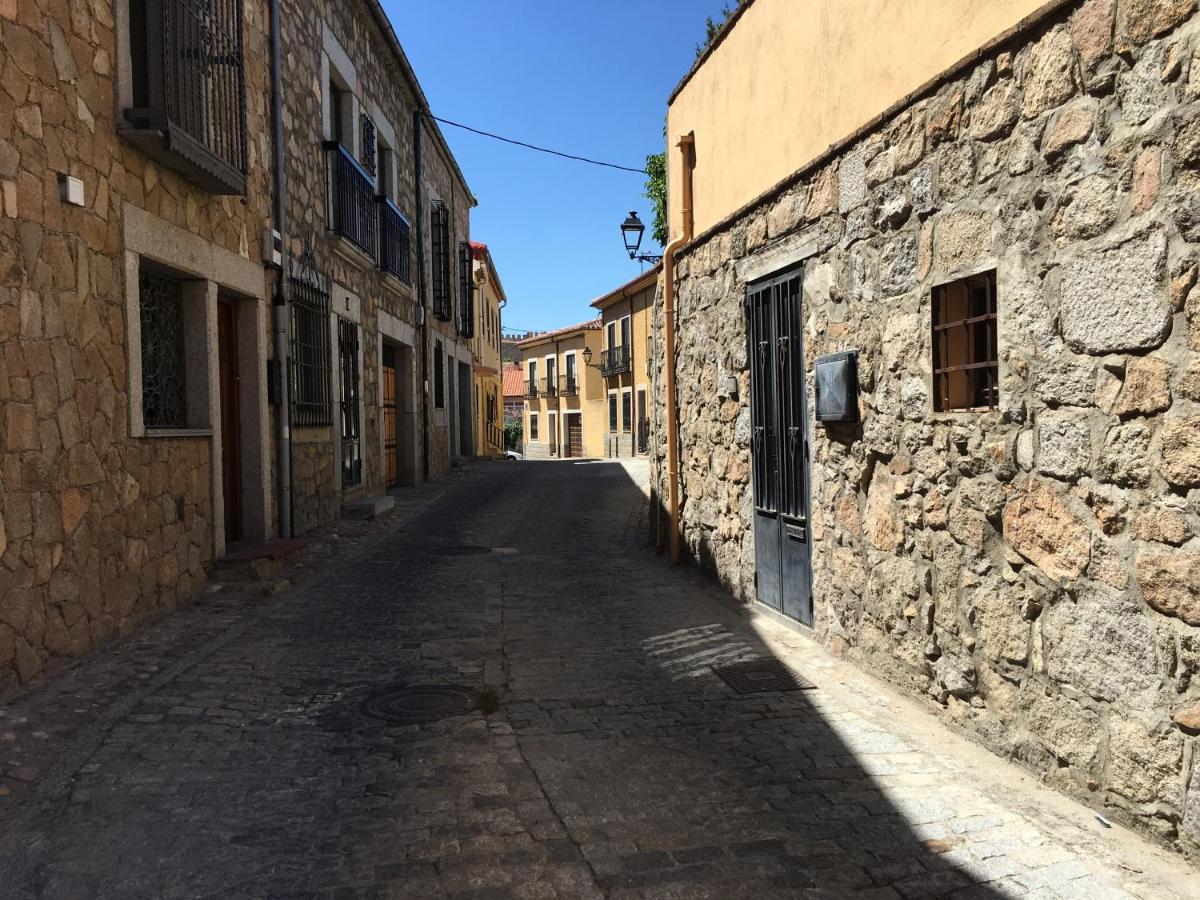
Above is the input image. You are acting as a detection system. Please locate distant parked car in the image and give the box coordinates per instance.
[504,449,523,461]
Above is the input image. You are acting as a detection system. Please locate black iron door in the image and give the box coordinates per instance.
[747,269,813,626]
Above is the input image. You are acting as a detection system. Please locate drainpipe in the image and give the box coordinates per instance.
[413,108,430,481]
[664,133,695,565]
[268,0,291,539]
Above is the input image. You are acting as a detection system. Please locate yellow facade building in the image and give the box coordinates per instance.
[517,321,606,459]
[591,267,658,458]
[470,242,506,457]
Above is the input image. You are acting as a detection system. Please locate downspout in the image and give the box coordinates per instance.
[268,0,291,538]
[664,133,695,565]
[413,108,430,481]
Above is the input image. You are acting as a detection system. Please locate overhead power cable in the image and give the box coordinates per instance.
[426,113,649,176]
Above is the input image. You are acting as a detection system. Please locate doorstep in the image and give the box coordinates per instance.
[215,538,311,582]
[342,494,396,520]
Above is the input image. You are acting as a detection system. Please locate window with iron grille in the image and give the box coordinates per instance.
[457,242,475,337]
[622,390,632,433]
[430,201,452,320]
[326,142,376,257]
[932,271,999,412]
[359,113,377,176]
[124,0,248,195]
[609,394,618,432]
[138,265,187,429]
[290,274,332,427]
[529,412,538,441]
[434,339,445,408]
[338,318,362,487]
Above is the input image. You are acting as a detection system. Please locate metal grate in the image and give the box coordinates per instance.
[359,112,376,176]
[713,658,816,694]
[457,241,474,337]
[290,268,332,427]
[138,266,187,429]
[430,201,452,321]
[600,345,630,377]
[378,198,411,282]
[933,271,998,412]
[326,142,377,257]
[126,0,248,193]
[338,318,361,487]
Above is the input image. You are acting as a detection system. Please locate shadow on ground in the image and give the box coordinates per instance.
[0,460,1004,898]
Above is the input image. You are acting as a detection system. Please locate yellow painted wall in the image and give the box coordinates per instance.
[473,262,505,455]
[598,281,655,447]
[519,329,607,457]
[667,0,1049,239]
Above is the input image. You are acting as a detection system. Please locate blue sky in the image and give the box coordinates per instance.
[387,0,730,333]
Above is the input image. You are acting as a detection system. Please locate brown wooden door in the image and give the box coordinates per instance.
[217,298,243,544]
[382,345,399,488]
[568,416,583,458]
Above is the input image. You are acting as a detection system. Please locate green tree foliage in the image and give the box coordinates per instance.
[644,151,668,247]
[503,420,522,451]
[695,1,745,59]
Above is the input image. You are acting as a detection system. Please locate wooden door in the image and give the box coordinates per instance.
[382,344,399,488]
[217,298,242,544]
[568,415,583,458]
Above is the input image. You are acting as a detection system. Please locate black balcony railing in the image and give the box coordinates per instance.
[540,377,557,398]
[559,375,579,397]
[378,198,411,282]
[525,380,538,399]
[326,142,377,257]
[122,0,248,195]
[600,345,631,377]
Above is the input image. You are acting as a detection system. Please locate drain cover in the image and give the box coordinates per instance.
[360,685,481,723]
[431,545,493,557]
[713,659,816,694]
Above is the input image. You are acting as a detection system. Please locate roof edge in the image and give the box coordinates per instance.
[515,318,603,349]
[590,265,661,310]
[667,0,758,108]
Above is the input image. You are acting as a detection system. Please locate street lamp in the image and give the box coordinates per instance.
[581,346,601,369]
[620,211,662,264]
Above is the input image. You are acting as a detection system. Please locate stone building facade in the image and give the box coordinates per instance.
[657,0,1200,857]
[0,0,479,690]
[0,0,274,688]
[281,0,475,533]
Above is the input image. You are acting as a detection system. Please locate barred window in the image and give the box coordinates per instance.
[622,390,632,433]
[290,273,332,426]
[431,201,451,320]
[529,412,538,441]
[932,271,998,412]
[458,241,475,338]
[609,394,618,433]
[138,266,187,429]
[359,112,376,176]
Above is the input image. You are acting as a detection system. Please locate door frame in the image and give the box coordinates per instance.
[217,296,243,545]
[746,264,814,626]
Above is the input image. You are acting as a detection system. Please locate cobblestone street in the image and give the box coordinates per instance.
[0,460,1195,898]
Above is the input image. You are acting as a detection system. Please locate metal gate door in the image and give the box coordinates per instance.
[382,344,399,488]
[747,268,813,625]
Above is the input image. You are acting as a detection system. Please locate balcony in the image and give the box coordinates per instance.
[540,377,557,398]
[326,142,377,259]
[559,375,579,397]
[525,380,538,399]
[600,346,631,377]
[378,198,411,282]
[120,0,248,195]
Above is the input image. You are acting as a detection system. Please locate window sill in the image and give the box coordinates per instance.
[330,234,375,271]
[141,427,213,439]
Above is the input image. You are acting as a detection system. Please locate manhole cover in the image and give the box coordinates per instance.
[430,545,493,557]
[713,659,816,694]
[360,685,482,723]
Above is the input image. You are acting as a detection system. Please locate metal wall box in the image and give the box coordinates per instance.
[814,350,859,423]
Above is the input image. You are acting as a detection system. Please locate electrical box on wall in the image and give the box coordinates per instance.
[814,350,860,424]
[262,228,283,268]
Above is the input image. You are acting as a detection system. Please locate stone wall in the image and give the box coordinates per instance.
[0,1,272,689]
[658,0,1200,857]
[280,0,472,523]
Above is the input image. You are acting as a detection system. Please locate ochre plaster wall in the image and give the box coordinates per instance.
[667,0,1051,240]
